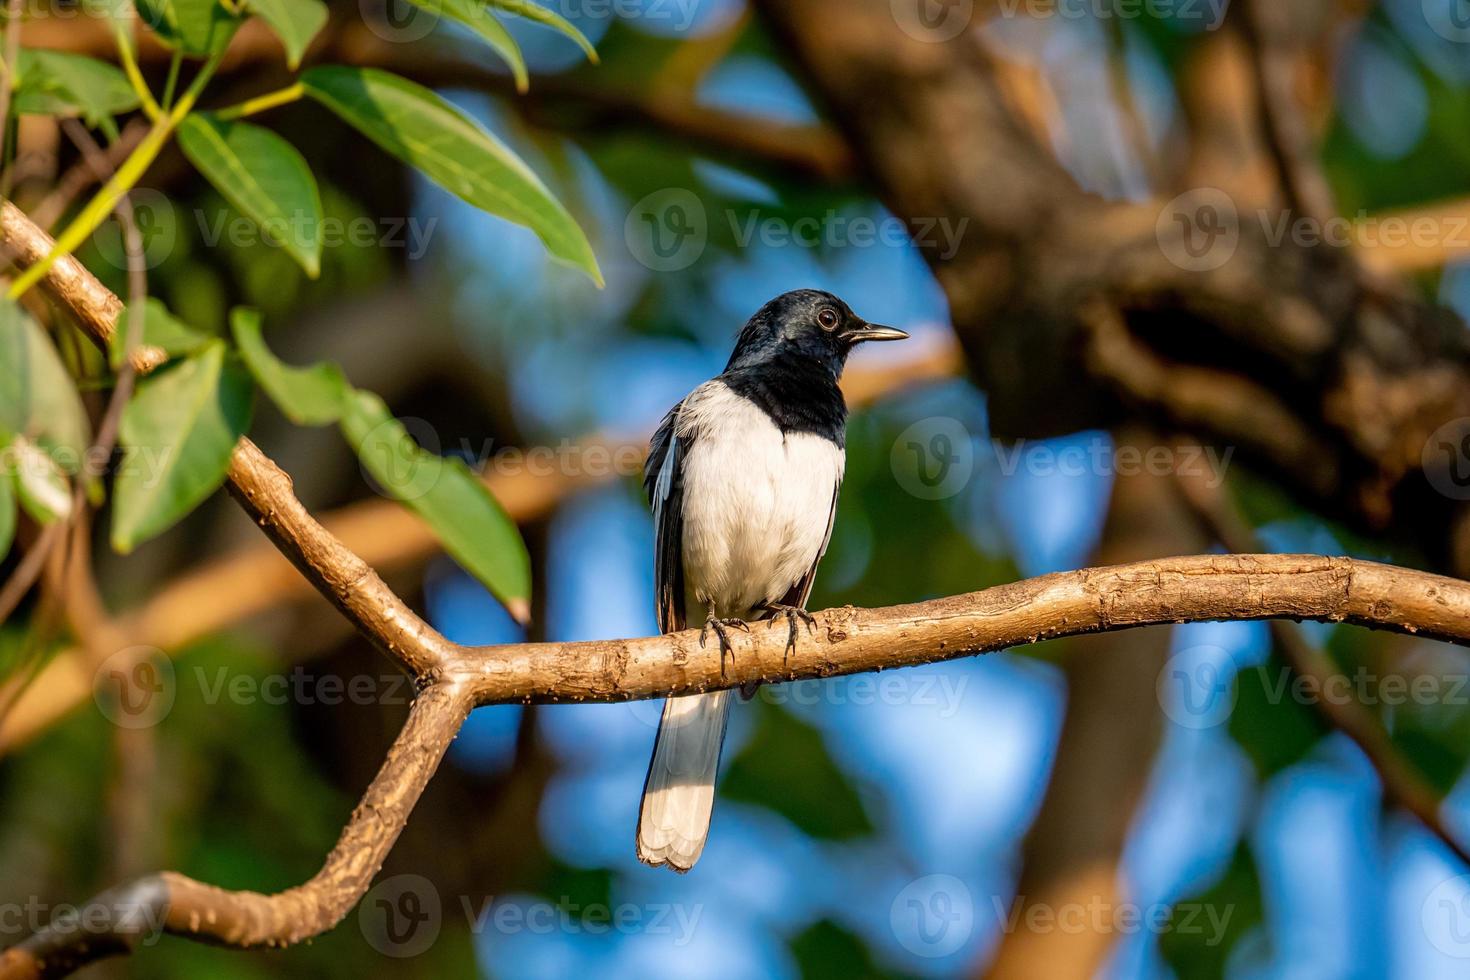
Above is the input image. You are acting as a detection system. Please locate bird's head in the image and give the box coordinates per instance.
[725,289,908,376]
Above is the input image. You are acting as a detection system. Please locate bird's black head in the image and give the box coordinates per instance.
[724,289,908,378]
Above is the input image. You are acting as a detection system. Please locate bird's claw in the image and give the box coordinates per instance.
[761,602,817,662]
[699,616,748,678]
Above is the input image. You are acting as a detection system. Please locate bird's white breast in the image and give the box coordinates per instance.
[676,380,844,620]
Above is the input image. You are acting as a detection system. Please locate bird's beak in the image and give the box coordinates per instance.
[844,321,910,343]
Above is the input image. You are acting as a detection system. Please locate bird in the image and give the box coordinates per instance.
[636,288,908,872]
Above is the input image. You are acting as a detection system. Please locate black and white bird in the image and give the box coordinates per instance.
[637,288,908,872]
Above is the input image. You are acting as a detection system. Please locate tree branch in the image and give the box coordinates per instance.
[0,200,454,680]
[0,200,165,373]
[8,553,1470,975]
[0,326,962,753]
[0,682,468,979]
[450,554,1470,704]
[223,439,457,678]
[984,427,1205,980]
[1238,0,1338,225]
[10,139,1470,978]
[1175,471,1470,865]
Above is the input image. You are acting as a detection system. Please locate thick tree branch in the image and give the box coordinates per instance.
[451,554,1470,705]
[224,440,457,678]
[9,554,1470,975]
[985,428,1205,980]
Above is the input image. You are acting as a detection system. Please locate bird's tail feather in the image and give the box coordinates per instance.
[636,689,732,872]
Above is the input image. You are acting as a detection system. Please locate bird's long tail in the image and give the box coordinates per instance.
[636,689,732,872]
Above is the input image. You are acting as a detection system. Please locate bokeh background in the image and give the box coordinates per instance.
[8,0,1470,977]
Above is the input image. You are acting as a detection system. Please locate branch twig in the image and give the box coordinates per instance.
[0,200,164,373]
[0,123,150,625]
[0,683,467,979]
[18,19,853,183]
[1238,0,1337,225]
[0,200,454,679]
[30,118,150,232]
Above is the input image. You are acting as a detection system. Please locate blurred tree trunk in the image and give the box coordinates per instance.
[985,429,1206,978]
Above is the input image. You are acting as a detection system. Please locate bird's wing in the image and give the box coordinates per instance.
[776,475,841,611]
[645,397,691,634]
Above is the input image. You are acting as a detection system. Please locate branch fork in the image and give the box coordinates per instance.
[5,200,1470,978]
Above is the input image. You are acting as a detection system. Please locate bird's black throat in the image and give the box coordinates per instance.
[720,356,848,446]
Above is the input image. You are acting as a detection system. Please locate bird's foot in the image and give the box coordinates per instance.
[699,615,749,678]
[760,602,817,661]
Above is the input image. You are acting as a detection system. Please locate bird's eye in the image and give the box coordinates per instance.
[817,308,840,331]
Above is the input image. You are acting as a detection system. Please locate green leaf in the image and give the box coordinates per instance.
[111,299,216,370]
[789,921,895,980]
[81,0,133,18]
[246,0,327,69]
[539,858,612,912]
[13,49,139,137]
[1227,656,1327,779]
[340,390,530,621]
[230,308,348,425]
[12,436,71,524]
[178,114,324,277]
[300,66,601,284]
[402,0,527,92]
[487,0,599,63]
[113,342,253,552]
[0,299,90,463]
[136,0,240,56]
